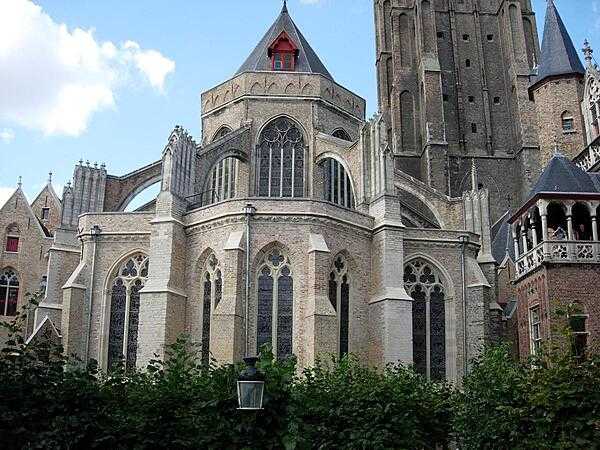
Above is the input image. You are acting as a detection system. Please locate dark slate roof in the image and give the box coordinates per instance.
[491,211,515,264]
[528,152,600,198]
[235,2,334,81]
[535,0,584,86]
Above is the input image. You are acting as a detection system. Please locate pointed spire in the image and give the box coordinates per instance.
[48,172,53,184]
[17,176,22,189]
[535,0,585,86]
[236,2,334,80]
[583,39,594,66]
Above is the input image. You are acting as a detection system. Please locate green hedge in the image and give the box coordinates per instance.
[1,305,599,450]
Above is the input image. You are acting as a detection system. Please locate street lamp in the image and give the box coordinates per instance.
[237,356,265,410]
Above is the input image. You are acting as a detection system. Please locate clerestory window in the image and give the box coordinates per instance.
[321,158,355,209]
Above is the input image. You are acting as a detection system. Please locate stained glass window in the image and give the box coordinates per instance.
[257,118,305,198]
[321,158,355,209]
[328,255,350,357]
[0,269,19,317]
[404,260,446,380]
[107,253,149,370]
[205,157,238,206]
[256,248,294,358]
[201,253,222,365]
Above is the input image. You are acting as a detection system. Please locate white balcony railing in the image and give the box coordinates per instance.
[515,240,600,278]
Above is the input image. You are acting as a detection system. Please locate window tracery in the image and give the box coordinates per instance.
[213,126,232,142]
[201,253,222,365]
[321,158,355,209]
[257,118,304,198]
[107,253,149,370]
[332,128,352,141]
[328,254,350,356]
[404,259,446,380]
[0,269,19,317]
[256,248,293,359]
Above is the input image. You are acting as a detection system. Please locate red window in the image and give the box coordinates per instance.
[269,32,297,72]
[6,236,19,253]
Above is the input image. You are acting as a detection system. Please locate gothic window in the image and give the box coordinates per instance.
[256,248,293,359]
[107,253,149,370]
[404,260,446,380]
[0,269,19,316]
[201,253,222,365]
[213,126,232,142]
[205,157,238,205]
[257,117,305,198]
[332,128,352,141]
[321,158,355,209]
[328,255,350,357]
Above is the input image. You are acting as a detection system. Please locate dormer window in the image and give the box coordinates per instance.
[268,31,298,72]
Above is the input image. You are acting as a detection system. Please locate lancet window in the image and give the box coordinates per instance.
[205,157,238,205]
[404,260,446,380]
[201,253,222,365]
[107,253,149,370]
[328,255,350,356]
[0,268,19,317]
[257,118,305,198]
[322,158,355,209]
[256,248,293,359]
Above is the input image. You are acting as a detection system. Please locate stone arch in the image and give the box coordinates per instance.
[301,83,314,95]
[201,153,247,206]
[403,253,456,299]
[315,152,357,208]
[522,17,536,69]
[332,128,352,141]
[284,83,296,94]
[100,250,150,371]
[212,125,233,142]
[250,82,262,95]
[267,82,279,94]
[395,186,443,229]
[104,160,163,212]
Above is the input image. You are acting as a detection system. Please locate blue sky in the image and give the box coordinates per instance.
[0,0,598,209]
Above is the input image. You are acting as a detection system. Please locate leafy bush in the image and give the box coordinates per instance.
[2,301,599,450]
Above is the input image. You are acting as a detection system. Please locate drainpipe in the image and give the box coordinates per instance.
[85,224,101,361]
[242,203,256,357]
[459,234,469,378]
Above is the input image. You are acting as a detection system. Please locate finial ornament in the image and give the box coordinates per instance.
[17,176,22,188]
[282,0,288,13]
[583,39,593,66]
[48,172,53,183]
[470,158,478,192]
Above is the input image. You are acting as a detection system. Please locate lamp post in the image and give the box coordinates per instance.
[237,356,265,410]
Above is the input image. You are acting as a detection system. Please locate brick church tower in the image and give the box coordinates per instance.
[529,0,587,167]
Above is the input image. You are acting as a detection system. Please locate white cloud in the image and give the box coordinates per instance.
[0,0,175,136]
[0,187,15,209]
[0,128,15,143]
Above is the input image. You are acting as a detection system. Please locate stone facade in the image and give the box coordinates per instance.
[0,180,60,343]
[15,1,600,382]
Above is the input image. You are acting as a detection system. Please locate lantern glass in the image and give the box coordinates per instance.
[237,380,264,410]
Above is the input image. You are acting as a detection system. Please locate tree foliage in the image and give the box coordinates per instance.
[1,300,599,449]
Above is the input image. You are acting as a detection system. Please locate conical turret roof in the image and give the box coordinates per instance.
[235,2,334,80]
[535,0,584,86]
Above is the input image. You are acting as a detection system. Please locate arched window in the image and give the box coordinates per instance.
[573,203,592,241]
[328,254,350,357]
[213,126,232,142]
[0,269,19,317]
[547,202,568,240]
[201,253,222,365]
[205,157,238,205]
[257,117,305,198]
[321,158,355,209]
[332,128,352,141]
[256,248,293,359]
[561,111,574,132]
[107,253,149,370]
[404,260,446,380]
